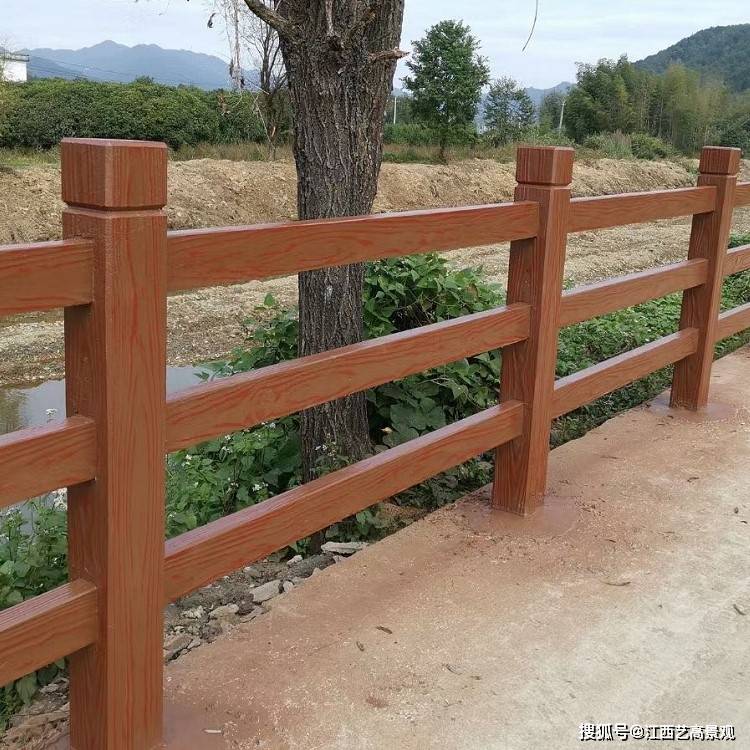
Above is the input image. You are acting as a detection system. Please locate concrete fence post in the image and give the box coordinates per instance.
[62,138,168,749]
[493,146,574,515]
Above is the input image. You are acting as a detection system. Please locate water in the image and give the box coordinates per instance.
[0,365,207,436]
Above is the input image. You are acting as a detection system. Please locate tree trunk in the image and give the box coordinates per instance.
[274,3,404,481]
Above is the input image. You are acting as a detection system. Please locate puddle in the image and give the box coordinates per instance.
[0,365,207,435]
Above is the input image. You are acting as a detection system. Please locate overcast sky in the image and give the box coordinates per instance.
[4,0,749,88]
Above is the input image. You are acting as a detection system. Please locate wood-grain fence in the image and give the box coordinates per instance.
[0,139,748,748]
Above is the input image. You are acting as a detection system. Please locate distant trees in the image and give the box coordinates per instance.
[538,91,565,132]
[484,77,535,145]
[0,78,266,149]
[404,20,489,159]
[211,0,289,158]
[564,56,732,153]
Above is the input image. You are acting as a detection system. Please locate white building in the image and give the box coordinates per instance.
[0,50,29,83]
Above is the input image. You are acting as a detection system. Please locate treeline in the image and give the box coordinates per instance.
[0,78,268,149]
[557,56,749,154]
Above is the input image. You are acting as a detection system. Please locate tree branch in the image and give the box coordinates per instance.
[241,0,292,39]
[368,48,408,64]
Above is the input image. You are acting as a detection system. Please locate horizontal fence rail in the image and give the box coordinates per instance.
[0,140,748,750]
[716,303,750,342]
[166,303,530,452]
[0,580,98,688]
[167,201,539,293]
[165,401,524,600]
[0,239,94,316]
[568,186,716,233]
[559,258,708,327]
[724,244,750,277]
[0,416,97,509]
[552,329,699,418]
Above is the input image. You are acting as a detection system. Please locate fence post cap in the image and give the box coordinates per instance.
[698,146,741,176]
[61,138,168,210]
[515,146,574,186]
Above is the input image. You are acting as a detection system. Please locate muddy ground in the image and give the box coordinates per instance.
[1,157,749,386]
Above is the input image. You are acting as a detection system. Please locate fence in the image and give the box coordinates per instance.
[0,139,748,748]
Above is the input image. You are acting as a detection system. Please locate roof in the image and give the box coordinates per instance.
[0,50,30,63]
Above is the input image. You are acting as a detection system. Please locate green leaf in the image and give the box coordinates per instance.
[15,673,37,705]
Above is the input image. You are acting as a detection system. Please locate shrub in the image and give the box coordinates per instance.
[582,131,633,159]
[0,79,267,150]
[630,133,673,159]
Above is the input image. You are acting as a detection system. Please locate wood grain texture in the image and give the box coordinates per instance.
[715,303,750,341]
[723,244,750,277]
[166,201,539,292]
[0,416,96,509]
[0,580,98,687]
[63,141,167,750]
[560,259,708,327]
[736,182,750,207]
[552,329,699,418]
[61,138,168,210]
[493,147,573,515]
[671,147,741,409]
[568,186,716,233]
[0,239,93,316]
[165,401,523,601]
[166,303,530,452]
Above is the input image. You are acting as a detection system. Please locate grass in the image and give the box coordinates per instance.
[0,136,690,169]
[0,147,60,169]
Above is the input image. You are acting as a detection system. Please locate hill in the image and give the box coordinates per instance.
[637,24,750,92]
[525,81,573,108]
[25,40,241,90]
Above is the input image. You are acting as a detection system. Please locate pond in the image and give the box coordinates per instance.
[0,365,207,436]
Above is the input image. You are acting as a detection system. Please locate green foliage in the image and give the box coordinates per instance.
[564,56,732,154]
[1,498,68,728]
[583,132,634,159]
[538,91,565,132]
[637,23,750,93]
[582,131,674,159]
[383,122,478,147]
[630,133,674,159]
[166,421,301,537]
[0,78,268,150]
[484,77,536,146]
[717,92,750,153]
[729,232,750,249]
[403,20,489,152]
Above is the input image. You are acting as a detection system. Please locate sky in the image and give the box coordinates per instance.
[4,0,749,88]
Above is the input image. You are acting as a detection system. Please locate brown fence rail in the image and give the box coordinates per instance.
[0,138,748,749]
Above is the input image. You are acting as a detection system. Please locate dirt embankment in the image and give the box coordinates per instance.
[1,157,749,386]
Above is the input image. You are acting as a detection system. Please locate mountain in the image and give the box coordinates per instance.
[25,40,238,90]
[525,81,573,108]
[637,24,750,92]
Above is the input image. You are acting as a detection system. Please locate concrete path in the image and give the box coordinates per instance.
[162,347,750,750]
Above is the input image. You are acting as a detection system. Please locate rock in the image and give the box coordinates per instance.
[203,620,223,642]
[164,633,192,661]
[251,580,281,603]
[236,598,257,617]
[209,603,239,620]
[287,554,303,565]
[239,605,266,623]
[282,580,294,593]
[321,541,368,556]
[182,605,205,620]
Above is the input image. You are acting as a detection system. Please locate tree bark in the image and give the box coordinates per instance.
[266,2,404,481]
